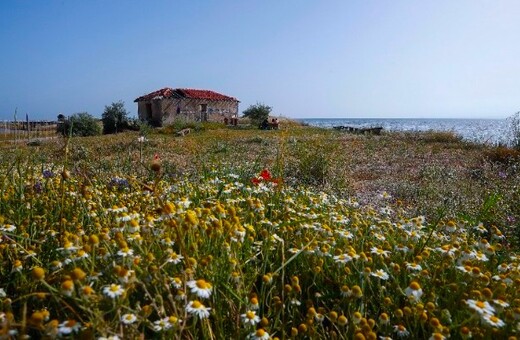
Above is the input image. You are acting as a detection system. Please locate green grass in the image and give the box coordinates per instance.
[0,127,518,339]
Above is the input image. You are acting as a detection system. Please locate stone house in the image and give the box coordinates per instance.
[134,87,239,126]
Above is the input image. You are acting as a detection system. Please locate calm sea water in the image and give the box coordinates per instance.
[299,118,511,145]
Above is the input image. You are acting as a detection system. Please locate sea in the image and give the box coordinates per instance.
[298,118,513,145]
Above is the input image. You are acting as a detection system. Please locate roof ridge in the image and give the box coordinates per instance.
[135,87,239,102]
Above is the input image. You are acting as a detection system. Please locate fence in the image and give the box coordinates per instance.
[0,120,59,142]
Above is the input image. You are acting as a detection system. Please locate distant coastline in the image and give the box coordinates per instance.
[299,117,510,145]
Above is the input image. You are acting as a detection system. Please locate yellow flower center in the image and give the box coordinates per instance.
[430,318,440,327]
[409,282,421,290]
[110,285,120,292]
[338,315,348,326]
[246,311,255,319]
[192,300,202,309]
[61,280,74,290]
[196,279,211,289]
[475,301,485,309]
[32,267,45,280]
[431,333,444,340]
[255,329,266,337]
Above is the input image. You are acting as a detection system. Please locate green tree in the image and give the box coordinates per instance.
[102,101,130,134]
[242,103,272,127]
[58,112,101,137]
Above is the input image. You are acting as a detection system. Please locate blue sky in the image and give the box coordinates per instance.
[1,1,519,120]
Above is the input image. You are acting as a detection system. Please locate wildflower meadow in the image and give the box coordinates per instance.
[0,126,519,339]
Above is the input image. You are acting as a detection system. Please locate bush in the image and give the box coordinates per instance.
[57,112,101,137]
[242,103,272,127]
[102,101,130,134]
[420,130,462,143]
[483,145,520,164]
[160,118,225,135]
[138,120,153,137]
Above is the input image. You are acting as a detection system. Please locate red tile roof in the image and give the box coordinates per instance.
[134,88,238,102]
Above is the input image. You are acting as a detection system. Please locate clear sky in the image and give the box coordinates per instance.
[1,1,519,120]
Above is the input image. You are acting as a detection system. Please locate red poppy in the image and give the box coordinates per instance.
[259,169,272,180]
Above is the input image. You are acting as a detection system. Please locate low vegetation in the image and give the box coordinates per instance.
[57,112,101,137]
[242,103,273,127]
[0,126,518,339]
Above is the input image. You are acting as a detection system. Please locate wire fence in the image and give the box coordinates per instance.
[0,120,59,143]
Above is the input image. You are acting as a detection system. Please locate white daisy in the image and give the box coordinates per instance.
[333,254,353,264]
[405,282,423,302]
[171,277,183,289]
[371,247,391,257]
[371,269,390,280]
[166,251,184,264]
[117,247,134,257]
[186,300,211,319]
[482,314,505,327]
[393,324,410,337]
[395,244,411,253]
[58,319,81,335]
[98,336,120,340]
[153,317,172,331]
[187,279,212,299]
[0,224,16,232]
[406,262,423,271]
[103,284,124,298]
[121,313,137,325]
[241,310,261,326]
[493,299,510,308]
[465,299,495,315]
[249,328,270,340]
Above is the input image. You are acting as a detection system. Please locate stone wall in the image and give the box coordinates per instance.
[138,98,239,126]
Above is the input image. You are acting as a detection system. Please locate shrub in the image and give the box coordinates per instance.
[242,103,272,127]
[483,145,520,164]
[57,112,101,137]
[161,118,197,134]
[138,120,153,137]
[102,101,130,134]
[160,118,224,135]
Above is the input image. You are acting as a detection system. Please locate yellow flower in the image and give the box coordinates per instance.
[351,285,363,298]
[32,267,45,280]
[71,268,86,281]
[61,280,74,296]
